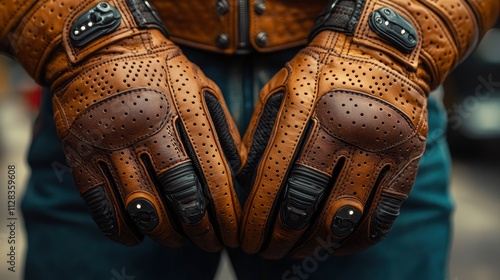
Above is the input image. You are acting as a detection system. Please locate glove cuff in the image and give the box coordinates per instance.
[309,0,499,91]
[2,0,169,83]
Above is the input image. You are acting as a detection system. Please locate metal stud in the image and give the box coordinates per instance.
[255,32,268,47]
[216,33,229,49]
[216,0,229,15]
[254,0,266,15]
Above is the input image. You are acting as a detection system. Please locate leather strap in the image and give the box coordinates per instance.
[309,0,366,40]
[125,0,169,38]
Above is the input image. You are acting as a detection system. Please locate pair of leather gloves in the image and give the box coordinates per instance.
[1,0,498,259]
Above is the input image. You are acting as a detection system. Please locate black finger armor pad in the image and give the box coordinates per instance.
[158,162,207,224]
[370,195,404,241]
[127,198,159,231]
[82,186,118,237]
[280,165,330,230]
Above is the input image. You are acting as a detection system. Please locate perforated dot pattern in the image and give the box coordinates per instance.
[166,54,240,247]
[10,0,77,78]
[316,91,415,152]
[70,89,168,150]
[48,27,240,249]
[317,58,425,126]
[241,52,320,253]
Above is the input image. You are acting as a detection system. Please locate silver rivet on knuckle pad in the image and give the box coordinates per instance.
[127,198,159,231]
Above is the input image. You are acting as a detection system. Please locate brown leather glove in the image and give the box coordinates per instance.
[238,0,499,259]
[1,0,242,252]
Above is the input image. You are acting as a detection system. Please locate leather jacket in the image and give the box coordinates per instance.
[150,0,328,54]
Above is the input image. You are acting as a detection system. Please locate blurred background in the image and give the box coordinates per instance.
[1,26,499,280]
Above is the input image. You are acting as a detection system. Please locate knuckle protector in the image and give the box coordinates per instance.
[68,89,168,150]
[316,91,415,152]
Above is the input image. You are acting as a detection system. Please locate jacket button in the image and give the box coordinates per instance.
[254,0,266,15]
[216,34,230,49]
[216,0,229,15]
[255,32,268,47]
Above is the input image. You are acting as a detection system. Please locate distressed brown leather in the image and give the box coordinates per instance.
[248,0,327,52]
[149,0,327,53]
[1,0,242,252]
[239,0,499,259]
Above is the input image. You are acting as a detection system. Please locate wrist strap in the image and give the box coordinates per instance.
[309,0,366,41]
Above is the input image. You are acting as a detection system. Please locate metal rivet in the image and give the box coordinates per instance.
[383,8,391,15]
[401,29,406,35]
[384,21,389,26]
[216,0,229,15]
[74,30,79,35]
[80,26,86,31]
[216,34,229,49]
[88,22,93,27]
[255,32,268,47]
[254,0,266,15]
[127,198,159,231]
[331,205,362,237]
